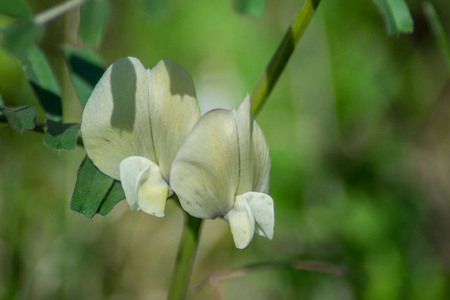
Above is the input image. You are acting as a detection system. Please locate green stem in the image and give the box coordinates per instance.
[0,114,84,147]
[33,0,86,25]
[250,0,321,117]
[167,213,203,300]
[422,2,450,69]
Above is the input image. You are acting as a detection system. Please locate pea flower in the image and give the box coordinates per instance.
[170,96,274,249]
[81,57,201,217]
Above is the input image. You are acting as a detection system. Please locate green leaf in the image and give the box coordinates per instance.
[97,180,125,216]
[78,0,110,47]
[1,20,44,55]
[372,0,413,35]
[63,46,105,107]
[70,156,125,218]
[2,20,63,121]
[234,0,267,17]
[44,120,80,150]
[22,46,63,121]
[0,0,31,19]
[0,105,36,132]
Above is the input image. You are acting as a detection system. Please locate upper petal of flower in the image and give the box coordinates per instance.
[149,59,201,181]
[81,57,156,179]
[233,95,271,195]
[170,109,239,219]
[81,57,201,181]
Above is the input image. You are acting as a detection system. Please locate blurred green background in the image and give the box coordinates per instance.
[1,0,450,299]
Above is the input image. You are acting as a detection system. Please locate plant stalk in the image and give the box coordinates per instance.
[34,0,86,25]
[250,0,321,117]
[167,213,203,300]
[422,2,450,68]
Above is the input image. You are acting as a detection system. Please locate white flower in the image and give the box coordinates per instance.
[81,57,201,217]
[170,95,274,249]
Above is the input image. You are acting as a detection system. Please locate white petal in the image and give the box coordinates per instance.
[238,192,274,239]
[224,195,255,249]
[119,156,170,217]
[233,95,271,195]
[170,109,239,219]
[81,57,156,179]
[149,59,201,181]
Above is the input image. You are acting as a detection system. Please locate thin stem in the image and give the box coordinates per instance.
[167,213,203,300]
[33,0,86,25]
[0,113,45,134]
[250,0,321,117]
[0,114,84,147]
[192,260,345,294]
[422,2,450,69]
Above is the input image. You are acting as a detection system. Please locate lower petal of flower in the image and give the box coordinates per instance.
[237,192,274,239]
[119,156,170,217]
[224,196,255,249]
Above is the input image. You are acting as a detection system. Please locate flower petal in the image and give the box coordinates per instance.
[224,195,255,249]
[119,156,170,217]
[81,57,156,179]
[233,95,271,195]
[238,192,274,239]
[170,109,239,219]
[149,59,201,181]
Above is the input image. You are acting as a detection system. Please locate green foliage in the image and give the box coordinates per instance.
[0,105,36,132]
[78,0,110,47]
[135,0,168,18]
[234,0,267,17]
[1,20,62,121]
[0,0,31,19]
[63,46,105,107]
[44,120,81,150]
[372,0,413,35]
[1,0,449,298]
[97,180,126,216]
[71,156,125,218]
[1,20,43,55]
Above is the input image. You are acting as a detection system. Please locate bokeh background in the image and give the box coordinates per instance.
[1,0,450,299]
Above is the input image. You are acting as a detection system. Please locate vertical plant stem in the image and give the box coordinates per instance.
[250,0,321,117]
[422,2,450,69]
[167,213,203,300]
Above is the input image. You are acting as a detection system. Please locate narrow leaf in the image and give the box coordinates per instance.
[63,46,105,107]
[78,0,110,47]
[2,20,63,121]
[0,0,31,19]
[44,120,80,150]
[372,0,413,35]
[234,0,267,17]
[71,156,124,218]
[0,106,36,132]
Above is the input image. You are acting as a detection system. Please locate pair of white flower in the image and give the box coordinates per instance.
[81,57,274,249]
